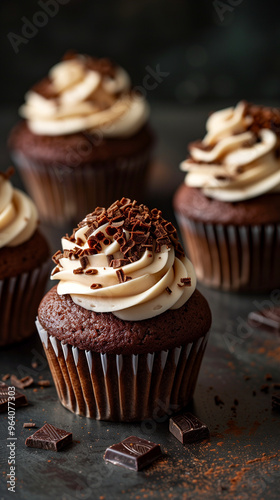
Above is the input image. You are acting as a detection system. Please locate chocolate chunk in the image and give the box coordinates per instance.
[272,393,280,411]
[0,381,28,412]
[104,436,162,471]
[10,375,34,389]
[116,269,126,283]
[25,423,72,451]
[169,412,210,444]
[248,307,280,334]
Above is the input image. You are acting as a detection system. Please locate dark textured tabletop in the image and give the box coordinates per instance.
[0,105,279,500]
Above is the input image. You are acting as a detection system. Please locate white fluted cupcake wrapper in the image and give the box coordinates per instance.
[176,215,280,292]
[36,319,209,422]
[0,261,50,346]
[12,150,152,227]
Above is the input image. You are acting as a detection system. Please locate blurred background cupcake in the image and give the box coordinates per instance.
[174,101,280,292]
[0,168,50,346]
[8,51,154,229]
[36,198,211,421]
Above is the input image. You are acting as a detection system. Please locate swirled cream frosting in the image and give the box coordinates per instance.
[19,53,149,138]
[0,170,38,248]
[180,101,280,202]
[51,198,196,321]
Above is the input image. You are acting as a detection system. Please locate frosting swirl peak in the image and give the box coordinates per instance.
[181,101,280,202]
[51,198,196,321]
[20,53,149,138]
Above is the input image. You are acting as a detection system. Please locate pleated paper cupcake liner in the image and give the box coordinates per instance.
[36,320,209,422]
[176,214,280,291]
[12,150,152,227]
[0,261,50,346]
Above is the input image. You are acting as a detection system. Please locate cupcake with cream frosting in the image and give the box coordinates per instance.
[8,52,154,227]
[174,101,280,291]
[0,168,50,346]
[37,197,211,421]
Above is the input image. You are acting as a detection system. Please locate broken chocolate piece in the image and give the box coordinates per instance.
[25,423,72,451]
[248,307,280,334]
[0,382,28,413]
[169,412,210,444]
[104,436,162,471]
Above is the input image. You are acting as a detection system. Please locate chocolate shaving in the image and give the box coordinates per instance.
[23,422,36,428]
[76,237,84,246]
[73,267,84,274]
[84,226,94,239]
[90,283,102,289]
[107,255,114,266]
[116,269,126,283]
[95,231,105,241]
[80,256,89,269]
[52,250,64,265]
[110,258,130,269]
[85,268,98,275]
[166,287,172,295]
[178,277,192,287]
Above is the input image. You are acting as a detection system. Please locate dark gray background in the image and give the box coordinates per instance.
[1,0,280,107]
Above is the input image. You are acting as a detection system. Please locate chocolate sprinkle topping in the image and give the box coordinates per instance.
[116,269,126,283]
[70,198,185,261]
[244,102,280,136]
[80,256,89,269]
[178,277,192,287]
[73,267,84,274]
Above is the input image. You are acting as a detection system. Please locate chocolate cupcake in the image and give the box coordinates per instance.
[36,198,211,421]
[9,52,154,227]
[174,101,280,291]
[0,169,50,346]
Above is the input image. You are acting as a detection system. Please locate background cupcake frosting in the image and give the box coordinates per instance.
[0,171,38,247]
[180,101,280,202]
[19,52,150,138]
